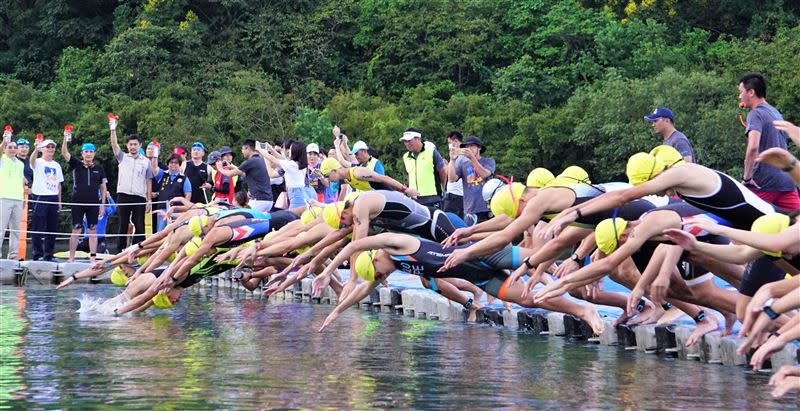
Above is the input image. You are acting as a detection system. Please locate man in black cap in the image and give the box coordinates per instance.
[447,135,495,223]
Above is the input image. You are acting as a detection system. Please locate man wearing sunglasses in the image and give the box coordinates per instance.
[29,137,64,261]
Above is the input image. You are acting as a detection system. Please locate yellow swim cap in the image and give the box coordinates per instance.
[490,182,526,219]
[546,166,591,188]
[323,202,346,229]
[151,291,174,309]
[136,255,148,266]
[188,215,209,237]
[166,252,176,263]
[595,218,628,255]
[300,206,323,225]
[355,250,379,281]
[649,145,684,168]
[182,236,202,257]
[626,152,665,186]
[527,168,555,188]
[751,213,791,257]
[344,191,360,203]
[320,158,343,177]
[110,266,128,286]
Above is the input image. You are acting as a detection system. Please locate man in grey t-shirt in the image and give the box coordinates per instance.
[738,72,799,210]
[644,107,695,163]
[216,139,273,212]
[449,135,495,223]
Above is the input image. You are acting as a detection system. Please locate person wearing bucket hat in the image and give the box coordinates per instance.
[61,132,108,263]
[315,231,605,334]
[207,150,236,204]
[544,150,777,240]
[644,107,695,163]
[184,141,210,204]
[448,135,495,223]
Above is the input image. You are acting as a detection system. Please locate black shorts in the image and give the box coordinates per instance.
[740,256,787,297]
[72,205,100,229]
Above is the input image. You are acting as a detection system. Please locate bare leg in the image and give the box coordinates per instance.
[88,228,98,263]
[420,277,481,321]
[68,228,81,262]
[499,278,604,334]
[443,277,485,305]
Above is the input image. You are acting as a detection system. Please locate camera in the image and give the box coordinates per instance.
[221,161,229,167]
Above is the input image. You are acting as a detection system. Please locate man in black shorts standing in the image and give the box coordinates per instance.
[61,137,107,263]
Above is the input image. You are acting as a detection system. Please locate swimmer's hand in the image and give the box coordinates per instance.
[773,120,800,146]
[441,227,471,247]
[769,365,800,398]
[533,279,569,303]
[312,273,331,298]
[56,275,76,289]
[318,310,340,332]
[682,215,724,236]
[649,274,670,306]
[661,228,698,252]
[553,259,580,279]
[749,333,786,371]
[505,265,528,288]
[626,287,646,317]
[521,271,544,300]
[757,147,797,171]
[540,214,573,240]
[736,314,773,356]
[738,282,774,338]
[438,248,469,273]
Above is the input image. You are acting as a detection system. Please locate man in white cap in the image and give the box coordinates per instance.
[400,128,446,208]
[351,140,385,175]
[29,137,64,261]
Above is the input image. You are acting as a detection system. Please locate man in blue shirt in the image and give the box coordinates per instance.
[738,72,799,210]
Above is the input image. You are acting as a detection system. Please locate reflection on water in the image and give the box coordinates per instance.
[0,286,795,409]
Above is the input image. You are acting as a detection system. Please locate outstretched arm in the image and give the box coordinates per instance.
[318,280,380,332]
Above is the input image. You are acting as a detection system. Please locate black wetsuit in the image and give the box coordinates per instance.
[370,190,458,242]
[677,170,775,230]
[389,239,522,296]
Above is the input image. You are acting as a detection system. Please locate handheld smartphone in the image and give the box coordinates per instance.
[221,161,229,167]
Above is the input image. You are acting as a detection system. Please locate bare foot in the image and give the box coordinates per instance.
[630,302,663,325]
[472,288,486,306]
[503,301,512,311]
[467,307,478,322]
[578,304,605,335]
[686,316,719,347]
[721,311,737,336]
[655,306,684,325]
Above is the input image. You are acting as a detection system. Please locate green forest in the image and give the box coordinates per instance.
[2,0,799,188]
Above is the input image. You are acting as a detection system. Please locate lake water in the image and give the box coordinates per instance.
[0,285,794,409]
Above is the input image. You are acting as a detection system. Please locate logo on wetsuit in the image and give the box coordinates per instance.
[398,262,427,276]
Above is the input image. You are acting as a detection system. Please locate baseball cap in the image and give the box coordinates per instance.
[39,139,56,148]
[207,151,221,164]
[399,130,422,142]
[351,141,369,153]
[173,145,188,155]
[81,143,96,152]
[626,152,665,185]
[307,143,320,154]
[191,141,206,152]
[595,218,628,255]
[644,107,674,122]
[15,138,29,146]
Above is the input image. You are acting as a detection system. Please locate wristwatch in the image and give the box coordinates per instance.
[762,298,779,320]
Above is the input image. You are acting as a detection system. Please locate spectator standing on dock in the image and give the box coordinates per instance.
[0,132,26,260]
[29,136,63,261]
[184,141,210,204]
[644,107,695,163]
[450,135,495,223]
[151,153,192,230]
[215,139,273,212]
[443,131,464,218]
[110,116,153,252]
[400,128,446,208]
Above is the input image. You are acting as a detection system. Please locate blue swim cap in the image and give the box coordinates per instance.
[191,141,206,151]
[16,138,29,146]
[81,143,96,152]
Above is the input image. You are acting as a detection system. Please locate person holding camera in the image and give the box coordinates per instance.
[215,139,273,212]
[206,150,236,204]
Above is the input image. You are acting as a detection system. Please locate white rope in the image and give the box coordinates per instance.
[3,228,147,237]
[28,198,168,206]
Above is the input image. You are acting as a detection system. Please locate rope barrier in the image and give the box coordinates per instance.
[27,198,168,206]
[4,228,146,238]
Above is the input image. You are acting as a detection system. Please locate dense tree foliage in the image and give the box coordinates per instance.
[1,0,798,194]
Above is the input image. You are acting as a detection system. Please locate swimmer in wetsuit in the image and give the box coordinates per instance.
[313,232,604,334]
[319,157,420,196]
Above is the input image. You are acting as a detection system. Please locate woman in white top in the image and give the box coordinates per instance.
[259,140,315,208]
